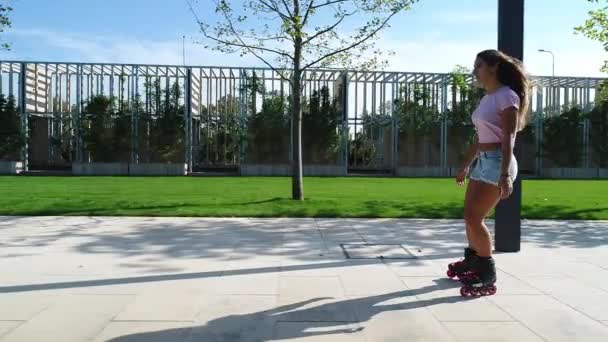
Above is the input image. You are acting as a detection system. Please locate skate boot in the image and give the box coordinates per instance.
[447,247,477,281]
[460,256,497,297]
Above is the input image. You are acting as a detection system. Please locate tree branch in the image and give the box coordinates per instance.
[302,0,315,26]
[302,11,398,70]
[214,1,293,59]
[189,1,293,84]
[280,0,294,18]
[302,13,346,45]
[240,34,292,41]
[311,0,349,9]
[258,0,291,21]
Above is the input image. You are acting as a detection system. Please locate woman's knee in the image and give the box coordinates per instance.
[464,209,483,227]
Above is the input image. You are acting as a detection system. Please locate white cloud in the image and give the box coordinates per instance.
[6,27,607,78]
[8,28,264,67]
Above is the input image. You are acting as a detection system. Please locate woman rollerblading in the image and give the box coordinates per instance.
[452,49,530,297]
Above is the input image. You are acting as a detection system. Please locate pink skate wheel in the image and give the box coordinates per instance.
[488,285,497,295]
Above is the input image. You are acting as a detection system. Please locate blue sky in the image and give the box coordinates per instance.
[2,0,606,77]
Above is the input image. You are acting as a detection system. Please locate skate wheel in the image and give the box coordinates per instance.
[447,269,456,278]
[460,286,471,297]
[487,285,497,295]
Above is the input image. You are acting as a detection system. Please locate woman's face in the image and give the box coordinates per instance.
[473,57,497,89]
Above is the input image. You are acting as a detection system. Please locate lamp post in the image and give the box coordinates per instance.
[182,35,186,66]
[496,0,524,253]
[538,49,555,77]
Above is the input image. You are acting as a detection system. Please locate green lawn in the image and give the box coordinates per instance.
[0,176,606,220]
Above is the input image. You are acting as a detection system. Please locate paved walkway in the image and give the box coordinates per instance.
[1,216,608,341]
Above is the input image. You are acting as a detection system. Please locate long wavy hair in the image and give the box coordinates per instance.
[477,49,531,131]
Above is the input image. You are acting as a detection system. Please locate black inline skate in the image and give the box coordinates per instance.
[447,247,477,282]
[459,255,497,297]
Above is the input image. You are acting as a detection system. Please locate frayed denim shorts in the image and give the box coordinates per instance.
[468,150,518,186]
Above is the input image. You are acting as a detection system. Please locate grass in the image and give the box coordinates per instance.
[0,176,606,220]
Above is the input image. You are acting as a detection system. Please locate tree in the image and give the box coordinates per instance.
[81,96,116,162]
[150,82,185,162]
[0,4,12,50]
[246,92,291,163]
[81,96,132,162]
[542,106,584,167]
[575,4,608,166]
[303,85,340,163]
[190,0,419,200]
[589,100,608,167]
[588,82,608,167]
[575,0,608,72]
[0,94,23,159]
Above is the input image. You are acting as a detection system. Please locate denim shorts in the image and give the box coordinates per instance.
[468,150,518,186]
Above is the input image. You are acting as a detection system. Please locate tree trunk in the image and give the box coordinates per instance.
[292,73,303,200]
[291,0,303,200]
[292,54,304,199]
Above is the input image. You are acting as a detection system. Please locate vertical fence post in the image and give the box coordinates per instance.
[185,67,193,174]
[19,63,28,172]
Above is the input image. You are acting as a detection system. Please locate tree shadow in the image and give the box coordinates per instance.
[523,204,608,220]
[0,215,604,275]
[5,215,600,294]
[104,279,462,342]
[521,219,608,249]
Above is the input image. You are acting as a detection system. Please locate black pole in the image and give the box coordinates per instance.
[495,0,524,252]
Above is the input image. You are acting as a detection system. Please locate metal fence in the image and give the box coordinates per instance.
[1,60,606,177]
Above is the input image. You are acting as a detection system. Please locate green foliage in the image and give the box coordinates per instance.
[394,84,441,133]
[444,66,484,163]
[446,65,484,127]
[81,82,186,164]
[589,104,608,167]
[348,131,379,167]
[81,96,131,162]
[196,0,420,71]
[0,94,23,159]
[589,81,608,167]
[542,106,585,167]
[0,4,12,50]
[241,73,342,164]
[246,92,291,163]
[241,72,290,163]
[46,98,78,163]
[302,86,341,163]
[149,82,185,162]
[575,0,608,72]
[198,94,244,165]
[245,89,343,164]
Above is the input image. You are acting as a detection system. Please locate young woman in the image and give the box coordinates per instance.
[447,49,530,297]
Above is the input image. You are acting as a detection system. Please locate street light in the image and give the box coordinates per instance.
[538,49,555,77]
[182,35,186,66]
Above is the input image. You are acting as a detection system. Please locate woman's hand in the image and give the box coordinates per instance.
[456,166,469,186]
[498,175,513,199]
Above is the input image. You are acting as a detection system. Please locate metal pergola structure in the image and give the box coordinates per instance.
[1,59,605,175]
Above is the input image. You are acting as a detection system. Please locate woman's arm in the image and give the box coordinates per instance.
[460,134,480,169]
[500,107,518,178]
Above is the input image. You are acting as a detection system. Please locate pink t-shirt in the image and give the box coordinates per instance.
[471,86,520,143]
